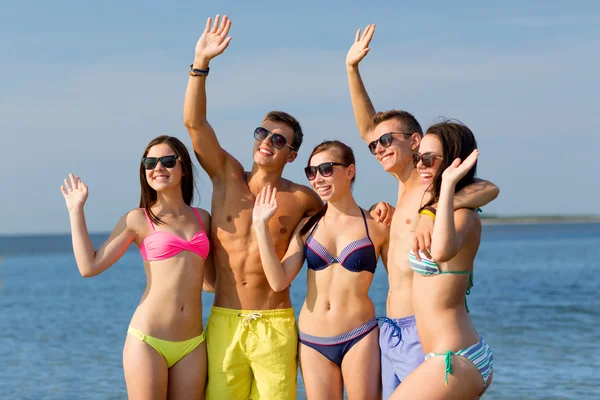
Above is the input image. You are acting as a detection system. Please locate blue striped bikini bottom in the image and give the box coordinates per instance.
[425,336,493,388]
[298,318,378,366]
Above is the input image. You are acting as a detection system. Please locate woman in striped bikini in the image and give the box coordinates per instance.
[391,121,494,400]
[253,140,390,399]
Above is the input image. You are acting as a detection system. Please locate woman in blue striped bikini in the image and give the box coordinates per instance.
[253,140,390,399]
[391,121,494,400]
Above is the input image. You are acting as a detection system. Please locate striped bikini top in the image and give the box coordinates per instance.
[304,209,377,274]
[408,249,474,312]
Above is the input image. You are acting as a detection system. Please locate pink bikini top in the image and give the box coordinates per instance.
[139,208,210,261]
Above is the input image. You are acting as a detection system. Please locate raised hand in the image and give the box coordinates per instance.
[442,149,479,187]
[253,185,278,225]
[346,24,375,67]
[195,15,232,62]
[61,173,89,212]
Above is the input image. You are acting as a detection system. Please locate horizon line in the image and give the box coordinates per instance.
[1,214,599,237]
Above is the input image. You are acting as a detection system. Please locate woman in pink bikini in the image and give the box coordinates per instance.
[60,135,212,400]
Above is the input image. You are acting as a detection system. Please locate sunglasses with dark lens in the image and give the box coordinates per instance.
[368,132,414,155]
[254,127,296,151]
[141,155,179,170]
[412,152,442,168]
[304,162,349,180]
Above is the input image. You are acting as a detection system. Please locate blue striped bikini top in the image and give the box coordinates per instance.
[304,209,377,274]
[409,249,474,312]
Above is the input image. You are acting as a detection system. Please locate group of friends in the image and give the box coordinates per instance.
[60,16,499,400]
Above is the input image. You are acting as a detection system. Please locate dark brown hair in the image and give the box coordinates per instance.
[139,135,196,225]
[299,140,356,236]
[264,111,303,151]
[420,120,478,212]
[372,110,423,137]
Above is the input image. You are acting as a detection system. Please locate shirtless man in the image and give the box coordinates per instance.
[183,16,392,400]
[346,25,500,399]
[183,15,321,399]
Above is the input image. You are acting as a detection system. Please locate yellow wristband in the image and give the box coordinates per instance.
[420,209,436,219]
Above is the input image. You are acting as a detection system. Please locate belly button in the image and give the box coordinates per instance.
[327,302,331,311]
[405,218,411,224]
[280,227,287,234]
[241,281,248,286]
[227,215,232,222]
[180,306,184,312]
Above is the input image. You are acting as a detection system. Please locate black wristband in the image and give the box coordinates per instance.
[189,64,210,76]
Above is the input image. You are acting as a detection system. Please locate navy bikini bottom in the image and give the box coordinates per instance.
[299,318,378,366]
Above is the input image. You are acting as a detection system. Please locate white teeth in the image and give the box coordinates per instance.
[259,149,273,156]
[316,186,331,194]
[381,154,392,161]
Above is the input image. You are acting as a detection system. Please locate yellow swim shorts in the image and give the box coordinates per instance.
[205,306,298,400]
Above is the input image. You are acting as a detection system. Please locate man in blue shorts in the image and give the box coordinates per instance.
[345,24,500,399]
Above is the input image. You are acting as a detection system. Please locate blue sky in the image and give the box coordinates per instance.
[2,0,599,234]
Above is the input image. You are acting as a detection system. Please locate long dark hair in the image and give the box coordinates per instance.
[139,135,196,225]
[420,120,478,212]
[299,140,356,236]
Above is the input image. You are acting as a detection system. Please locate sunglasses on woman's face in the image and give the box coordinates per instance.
[141,155,179,170]
[412,152,442,168]
[304,162,349,181]
[254,127,296,151]
[368,132,413,155]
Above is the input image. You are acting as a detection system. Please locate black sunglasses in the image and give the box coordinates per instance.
[304,162,348,180]
[368,132,414,155]
[254,127,296,151]
[412,152,442,168]
[141,155,179,170]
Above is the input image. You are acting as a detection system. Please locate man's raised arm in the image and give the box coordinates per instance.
[184,15,233,180]
[346,24,377,142]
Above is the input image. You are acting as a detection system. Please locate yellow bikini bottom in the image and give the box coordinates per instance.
[127,326,205,368]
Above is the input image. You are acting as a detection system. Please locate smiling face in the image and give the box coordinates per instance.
[252,120,297,169]
[414,134,444,188]
[369,118,420,175]
[307,149,355,202]
[144,143,184,192]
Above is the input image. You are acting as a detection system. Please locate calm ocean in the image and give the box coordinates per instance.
[0,222,598,399]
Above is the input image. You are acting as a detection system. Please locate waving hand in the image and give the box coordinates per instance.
[442,149,479,187]
[253,185,278,225]
[195,15,232,61]
[61,173,88,212]
[346,24,375,67]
